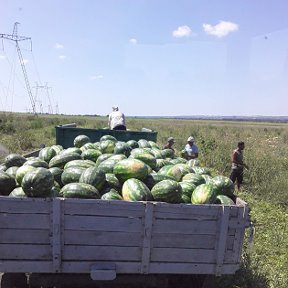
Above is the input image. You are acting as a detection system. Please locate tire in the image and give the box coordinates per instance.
[1,273,28,288]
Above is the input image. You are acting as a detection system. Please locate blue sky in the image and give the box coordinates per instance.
[0,0,288,116]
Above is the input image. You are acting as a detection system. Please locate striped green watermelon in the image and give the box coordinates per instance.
[151,179,182,203]
[114,141,131,157]
[5,166,19,179]
[80,142,95,151]
[64,159,95,170]
[39,147,57,163]
[215,194,235,205]
[210,175,235,196]
[100,140,116,154]
[24,158,49,168]
[138,139,151,148]
[21,168,54,197]
[122,178,153,201]
[79,167,106,191]
[49,167,64,187]
[192,166,212,176]
[0,171,17,195]
[49,153,81,169]
[50,145,63,155]
[95,153,113,166]
[60,147,82,155]
[4,153,27,168]
[179,181,196,203]
[100,135,117,142]
[191,183,217,204]
[187,159,201,167]
[73,135,91,148]
[101,189,123,200]
[182,173,205,186]
[126,140,139,149]
[143,173,175,190]
[81,149,102,162]
[60,183,100,199]
[129,152,157,170]
[97,158,120,174]
[113,158,149,182]
[15,165,36,186]
[9,187,27,198]
[161,148,175,159]
[61,166,86,185]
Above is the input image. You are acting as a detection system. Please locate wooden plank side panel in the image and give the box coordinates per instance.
[153,202,239,218]
[0,229,50,244]
[153,218,218,235]
[64,215,143,232]
[0,261,53,273]
[63,199,145,217]
[0,196,51,214]
[150,247,216,263]
[64,230,142,246]
[152,234,216,249]
[0,214,50,229]
[0,244,52,260]
[62,246,141,261]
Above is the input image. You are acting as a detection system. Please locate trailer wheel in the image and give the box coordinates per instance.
[0,273,28,288]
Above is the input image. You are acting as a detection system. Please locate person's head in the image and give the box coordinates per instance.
[187,136,195,144]
[237,141,245,150]
[167,137,175,145]
[112,106,119,111]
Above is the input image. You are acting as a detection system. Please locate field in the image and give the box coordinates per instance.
[0,112,287,288]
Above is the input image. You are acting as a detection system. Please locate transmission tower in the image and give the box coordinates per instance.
[0,22,36,114]
[33,82,53,114]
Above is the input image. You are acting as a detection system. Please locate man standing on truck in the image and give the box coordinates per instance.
[230,141,249,191]
[108,106,126,130]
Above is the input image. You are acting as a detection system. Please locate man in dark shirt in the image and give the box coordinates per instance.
[163,137,176,151]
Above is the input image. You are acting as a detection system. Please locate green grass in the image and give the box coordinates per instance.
[0,111,287,287]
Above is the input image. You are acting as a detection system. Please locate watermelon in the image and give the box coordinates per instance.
[60,183,100,199]
[182,173,205,186]
[79,167,106,191]
[151,179,182,203]
[100,140,116,154]
[191,183,217,204]
[61,166,86,185]
[109,154,127,161]
[179,181,196,203]
[38,147,57,163]
[21,168,54,197]
[169,158,188,165]
[74,135,91,148]
[150,148,163,159]
[215,194,235,205]
[100,135,117,142]
[187,159,201,167]
[80,142,95,151]
[49,167,64,187]
[60,147,82,155]
[0,171,17,195]
[98,158,120,174]
[24,158,49,168]
[4,153,27,168]
[95,153,113,166]
[202,174,213,184]
[161,149,174,159]
[114,141,131,157]
[113,158,149,182]
[157,164,174,176]
[210,175,235,196]
[102,173,121,192]
[9,187,27,198]
[5,166,19,179]
[101,189,123,200]
[126,140,139,149]
[192,166,212,176]
[0,164,7,171]
[49,153,82,169]
[130,152,157,170]
[64,159,95,170]
[81,149,102,162]
[143,173,175,190]
[50,145,63,155]
[166,164,191,181]
[15,165,36,186]
[138,139,151,148]
[148,141,160,149]
[122,178,153,201]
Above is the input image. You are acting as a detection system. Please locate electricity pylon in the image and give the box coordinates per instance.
[0,22,36,114]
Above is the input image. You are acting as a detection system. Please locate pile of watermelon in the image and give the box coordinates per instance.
[0,134,236,205]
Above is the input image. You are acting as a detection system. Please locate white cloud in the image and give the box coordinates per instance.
[58,55,66,60]
[172,25,193,38]
[55,43,64,49]
[90,75,103,80]
[129,38,137,44]
[203,21,239,38]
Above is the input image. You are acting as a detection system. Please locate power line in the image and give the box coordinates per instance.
[0,22,36,114]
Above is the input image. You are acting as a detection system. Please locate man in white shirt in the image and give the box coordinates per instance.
[108,106,126,130]
[184,136,199,159]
